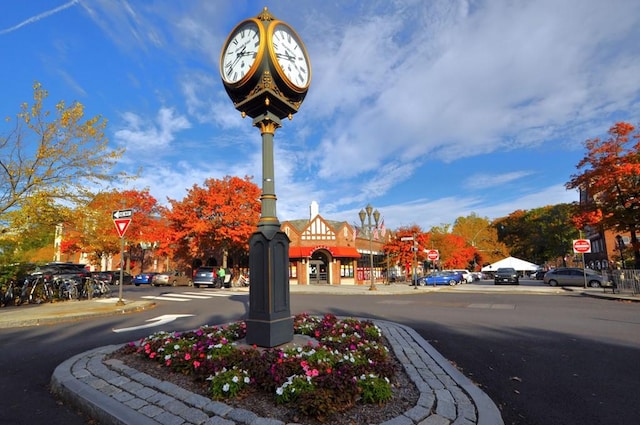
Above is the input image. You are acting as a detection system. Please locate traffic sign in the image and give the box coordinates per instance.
[426,249,439,261]
[573,239,591,254]
[114,218,132,238]
[113,209,133,220]
[400,236,414,241]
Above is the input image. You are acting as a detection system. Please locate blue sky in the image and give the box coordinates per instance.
[2,0,639,231]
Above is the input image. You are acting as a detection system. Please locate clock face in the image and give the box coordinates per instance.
[221,21,261,84]
[271,23,310,89]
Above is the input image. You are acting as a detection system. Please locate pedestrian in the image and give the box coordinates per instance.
[212,267,218,288]
[218,267,226,288]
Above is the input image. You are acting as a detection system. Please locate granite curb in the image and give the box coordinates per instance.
[51,320,504,425]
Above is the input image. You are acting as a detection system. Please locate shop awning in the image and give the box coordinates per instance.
[289,246,361,259]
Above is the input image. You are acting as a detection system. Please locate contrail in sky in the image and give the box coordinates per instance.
[0,0,79,35]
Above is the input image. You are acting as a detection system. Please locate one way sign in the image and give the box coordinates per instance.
[113,209,133,219]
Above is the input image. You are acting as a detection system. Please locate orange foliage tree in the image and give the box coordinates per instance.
[166,176,261,268]
[383,225,430,280]
[566,121,640,268]
[63,189,164,269]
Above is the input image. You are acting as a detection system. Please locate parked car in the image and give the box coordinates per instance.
[447,269,473,283]
[416,271,462,286]
[133,272,159,286]
[533,270,546,280]
[91,271,132,286]
[494,267,519,285]
[543,268,609,288]
[193,266,215,288]
[152,271,193,287]
[28,262,90,283]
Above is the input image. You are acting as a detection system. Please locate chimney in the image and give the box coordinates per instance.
[310,201,319,220]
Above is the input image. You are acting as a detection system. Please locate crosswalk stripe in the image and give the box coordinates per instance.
[141,295,190,302]
[159,293,211,299]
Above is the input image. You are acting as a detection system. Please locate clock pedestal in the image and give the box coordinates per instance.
[245,112,293,348]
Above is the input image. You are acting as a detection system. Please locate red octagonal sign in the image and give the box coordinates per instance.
[573,239,591,254]
[427,249,440,261]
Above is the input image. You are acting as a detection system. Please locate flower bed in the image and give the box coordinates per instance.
[119,313,398,420]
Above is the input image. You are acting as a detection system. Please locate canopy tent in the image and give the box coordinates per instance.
[481,256,539,272]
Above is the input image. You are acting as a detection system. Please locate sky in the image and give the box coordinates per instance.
[1,0,639,232]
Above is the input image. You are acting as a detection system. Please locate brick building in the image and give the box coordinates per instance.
[282,202,390,285]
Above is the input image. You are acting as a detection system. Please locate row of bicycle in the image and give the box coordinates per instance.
[0,276,112,307]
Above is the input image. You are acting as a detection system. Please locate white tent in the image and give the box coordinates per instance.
[481,256,539,272]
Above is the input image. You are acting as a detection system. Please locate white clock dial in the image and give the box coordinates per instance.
[271,24,310,88]
[221,22,261,84]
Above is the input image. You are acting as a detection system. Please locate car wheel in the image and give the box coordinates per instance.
[448,280,456,286]
[135,283,140,287]
[588,280,601,288]
[548,279,558,287]
[171,281,177,286]
[194,284,199,288]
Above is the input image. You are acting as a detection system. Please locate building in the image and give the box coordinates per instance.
[282,202,390,285]
[579,188,632,270]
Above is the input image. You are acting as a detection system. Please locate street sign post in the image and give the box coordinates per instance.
[572,239,591,289]
[112,209,133,305]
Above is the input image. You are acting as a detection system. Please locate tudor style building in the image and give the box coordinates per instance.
[282,202,390,285]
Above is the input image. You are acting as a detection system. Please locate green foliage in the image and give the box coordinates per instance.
[358,373,393,404]
[208,367,251,400]
[495,204,579,265]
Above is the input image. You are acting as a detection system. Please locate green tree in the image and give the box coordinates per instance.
[566,121,640,268]
[495,204,579,266]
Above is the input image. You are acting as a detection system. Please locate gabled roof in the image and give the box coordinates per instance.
[481,256,539,272]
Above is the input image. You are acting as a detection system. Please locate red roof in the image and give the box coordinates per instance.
[289,246,361,258]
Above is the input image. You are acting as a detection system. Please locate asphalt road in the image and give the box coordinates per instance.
[0,282,638,425]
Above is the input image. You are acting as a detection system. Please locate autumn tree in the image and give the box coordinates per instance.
[166,176,261,268]
[566,121,640,268]
[451,213,508,269]
[62,189,164,270]
[495,204,579,266]
[0,82,126,230]
[383,225,430,280]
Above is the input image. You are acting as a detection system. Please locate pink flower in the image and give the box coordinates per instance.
[193,361,201,368]
[185,353,191,361]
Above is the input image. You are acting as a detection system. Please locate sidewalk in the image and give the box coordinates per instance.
[3,283,636,424]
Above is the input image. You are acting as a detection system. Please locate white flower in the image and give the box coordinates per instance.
[174,344,180,350]
[164,354,171,360]
[232,376,239,383]
[223,383,230,392]
[276,387,284,395]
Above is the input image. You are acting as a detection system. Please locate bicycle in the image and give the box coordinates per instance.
[77,277,112,300]
[55,277,79,301]
[19,276,55,304]
[1,279,18,307]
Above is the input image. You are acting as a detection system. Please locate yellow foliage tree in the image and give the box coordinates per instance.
[0,82,126,224]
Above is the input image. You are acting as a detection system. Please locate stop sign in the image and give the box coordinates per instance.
[573,239,591,253]
[427,249,439,261]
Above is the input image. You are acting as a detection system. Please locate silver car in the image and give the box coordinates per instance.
[543,268,609,288]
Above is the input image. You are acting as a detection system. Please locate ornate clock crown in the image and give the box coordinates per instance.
[256,6,275,22]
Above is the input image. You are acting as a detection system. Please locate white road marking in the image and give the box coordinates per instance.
[113,314,195,333]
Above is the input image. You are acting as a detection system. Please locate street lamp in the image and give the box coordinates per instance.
[359,204,380,291]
